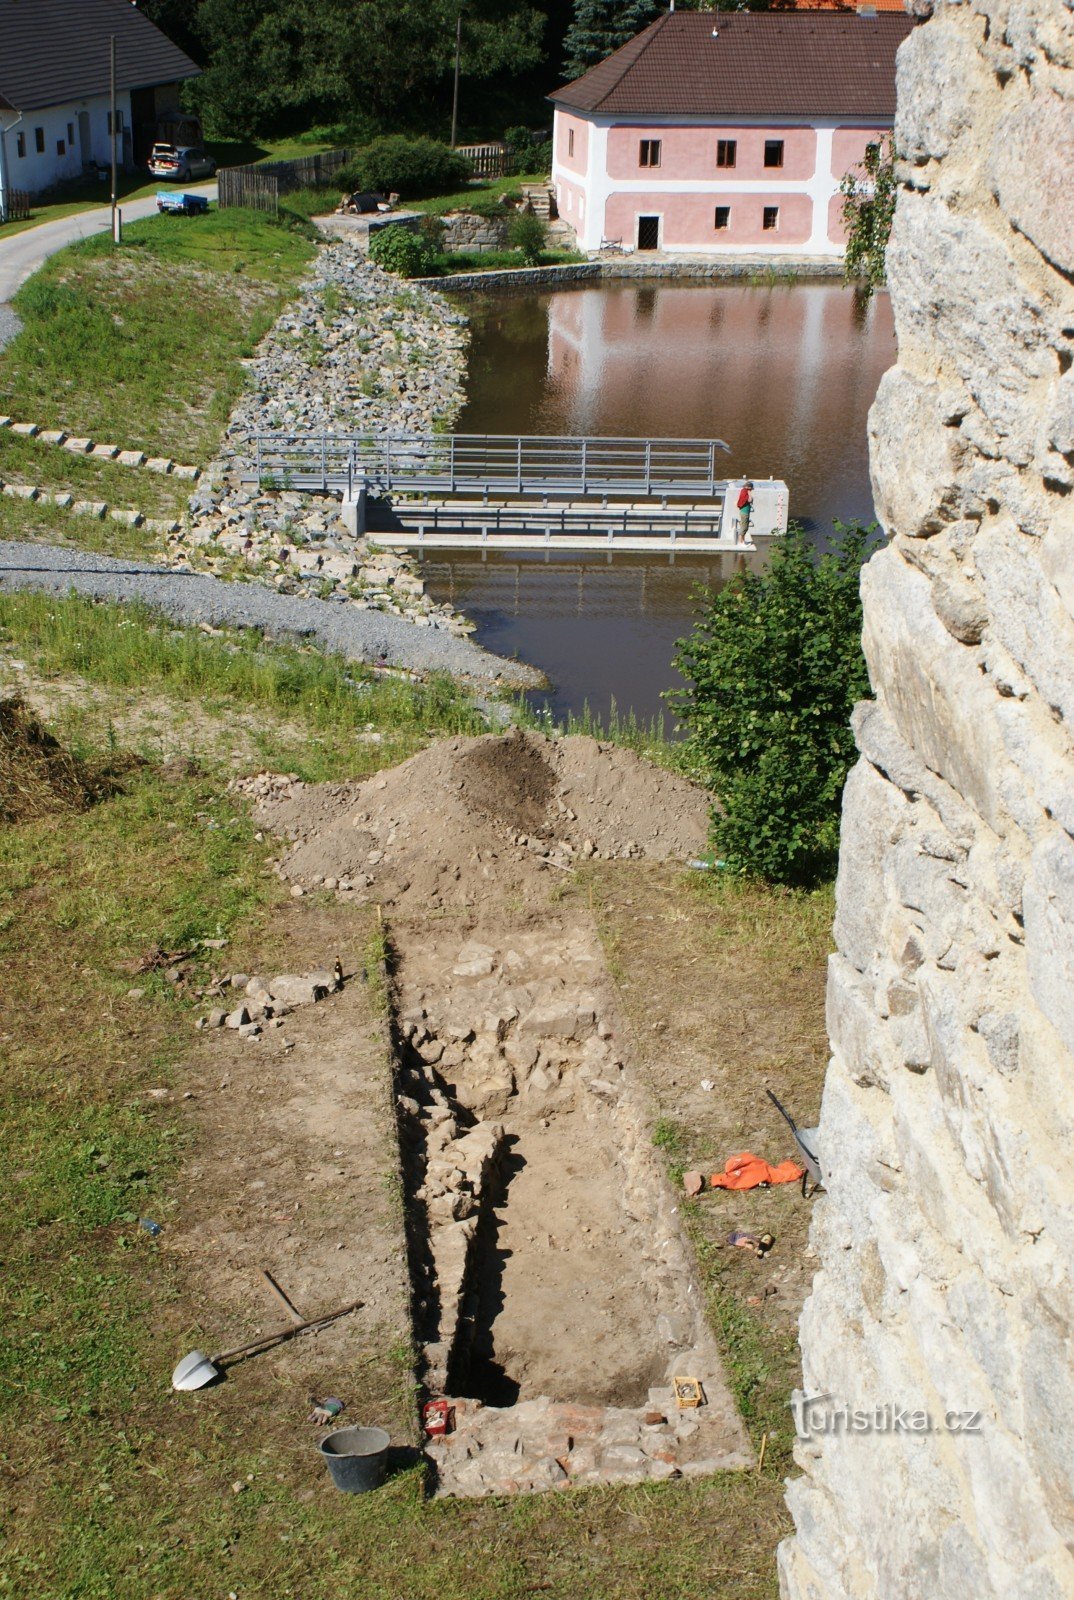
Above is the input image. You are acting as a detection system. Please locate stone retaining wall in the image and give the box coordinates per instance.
[420,257,844,293]
[780,3,1074,1597]
[440,211,513,253]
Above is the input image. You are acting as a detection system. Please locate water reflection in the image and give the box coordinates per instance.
[426,280,894,723]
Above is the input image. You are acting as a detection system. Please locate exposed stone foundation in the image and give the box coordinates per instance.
[780,3,1074,1596]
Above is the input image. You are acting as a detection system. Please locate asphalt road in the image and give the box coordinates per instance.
[0,181,218,311]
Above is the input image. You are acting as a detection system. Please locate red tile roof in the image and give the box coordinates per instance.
[551,10,914,120]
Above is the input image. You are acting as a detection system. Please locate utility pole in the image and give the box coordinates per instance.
[450,11,462,148]
[109,34,119,242]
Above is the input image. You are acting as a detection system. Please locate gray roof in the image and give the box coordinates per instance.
[551,10,913,120]
[0,0,199,114]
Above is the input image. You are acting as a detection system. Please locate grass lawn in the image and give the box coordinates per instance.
[409,173,550,218]
[0,208,315,462]
[0,431,189,516]
[430,249,585,275]
[0,600,830,1599]
[0,590,487,781]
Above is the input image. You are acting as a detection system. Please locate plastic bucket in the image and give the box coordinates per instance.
[318,1425,391,1494]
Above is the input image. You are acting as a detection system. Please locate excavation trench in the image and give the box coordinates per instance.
[240,728,753,1496]
[390,914,751,1497]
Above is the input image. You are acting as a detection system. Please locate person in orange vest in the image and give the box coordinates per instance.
[736,480,754,541]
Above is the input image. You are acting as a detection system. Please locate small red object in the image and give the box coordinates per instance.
[423,1399,453,1437]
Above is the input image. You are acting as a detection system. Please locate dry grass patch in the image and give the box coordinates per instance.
[578,860,833,1482]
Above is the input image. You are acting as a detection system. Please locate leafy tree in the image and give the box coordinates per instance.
[562,0,663,78]
[669,524,878,887]
[193,0,545,139]
[840,136,898,300]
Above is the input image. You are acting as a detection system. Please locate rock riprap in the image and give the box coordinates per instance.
[780,4,1074,1597]
[167,248,473,638]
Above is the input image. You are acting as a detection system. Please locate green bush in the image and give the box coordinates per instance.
[670,523,878,886]
[508,209,547,265]
[337,136,472,199]
[504,126,554,176]
[367,224,438,278]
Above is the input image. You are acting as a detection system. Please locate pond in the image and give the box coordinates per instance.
[423,279,894,726]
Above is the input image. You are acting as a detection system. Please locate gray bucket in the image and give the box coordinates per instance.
[318,1425,391,1494]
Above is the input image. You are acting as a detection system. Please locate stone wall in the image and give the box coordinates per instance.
[780,3,1074,1597]
[441,211,513,253]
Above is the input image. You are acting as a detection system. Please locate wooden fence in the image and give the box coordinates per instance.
[218,148,353,214]
[456,142,506,179]
[1,189,31,224]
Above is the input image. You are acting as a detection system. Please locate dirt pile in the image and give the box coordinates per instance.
[0,696,109,824]
[237,729,711,911]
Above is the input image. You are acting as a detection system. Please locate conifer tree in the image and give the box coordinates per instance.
[561,0,663,79]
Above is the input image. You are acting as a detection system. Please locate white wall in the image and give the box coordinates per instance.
[2,91,133,198]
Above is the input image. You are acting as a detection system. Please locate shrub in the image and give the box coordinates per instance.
[504,126,554,176]
[841,136,898,300]
[669,523,879,886]
[367,224,438,278]
[337,136,472,199]
[508,209,547,265]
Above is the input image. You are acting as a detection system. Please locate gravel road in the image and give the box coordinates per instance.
[0,541,541,688]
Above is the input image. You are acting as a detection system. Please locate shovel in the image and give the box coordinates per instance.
[766,1088,823,1196]
[171,1284,363,1392]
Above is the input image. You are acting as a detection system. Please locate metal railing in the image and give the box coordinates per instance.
[248,432,732,500]
[371,499,731,544]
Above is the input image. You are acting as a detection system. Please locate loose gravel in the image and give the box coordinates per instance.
[0,304,23,352]
[0,540,541,687]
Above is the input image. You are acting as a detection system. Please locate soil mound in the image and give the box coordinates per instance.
[239,729,711,911]
[0,697,97,824]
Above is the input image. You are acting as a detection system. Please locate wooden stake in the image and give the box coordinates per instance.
[757,1431,768,1473]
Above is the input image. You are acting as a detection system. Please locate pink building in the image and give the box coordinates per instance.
[550,9,912,257]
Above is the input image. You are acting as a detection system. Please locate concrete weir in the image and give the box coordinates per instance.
[389,916,752,1496]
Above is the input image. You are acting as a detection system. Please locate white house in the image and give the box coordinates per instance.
[0,0,199,217]
[550,9,912,257]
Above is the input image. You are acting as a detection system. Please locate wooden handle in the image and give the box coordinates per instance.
[213,1299,363,1366]
[261,1269,304,1325]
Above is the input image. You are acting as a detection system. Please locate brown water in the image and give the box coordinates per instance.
[423,279,895,724]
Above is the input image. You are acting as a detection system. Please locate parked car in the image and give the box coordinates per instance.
[148,143,216,181]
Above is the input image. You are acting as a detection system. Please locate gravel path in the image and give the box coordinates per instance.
[0,540,541,688]
[0,304,22,351]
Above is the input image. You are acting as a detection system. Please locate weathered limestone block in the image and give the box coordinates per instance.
[975,518,1074,728]
[896,14,992,165]
[886,192,1056,464]
[861,549,1010,832]
[868,367,969,536]
[832,758,908,972]
[1022,827,1074,1056]
[990,90,1074,274]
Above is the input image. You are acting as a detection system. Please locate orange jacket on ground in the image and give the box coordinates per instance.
[709,1152,804,1190]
